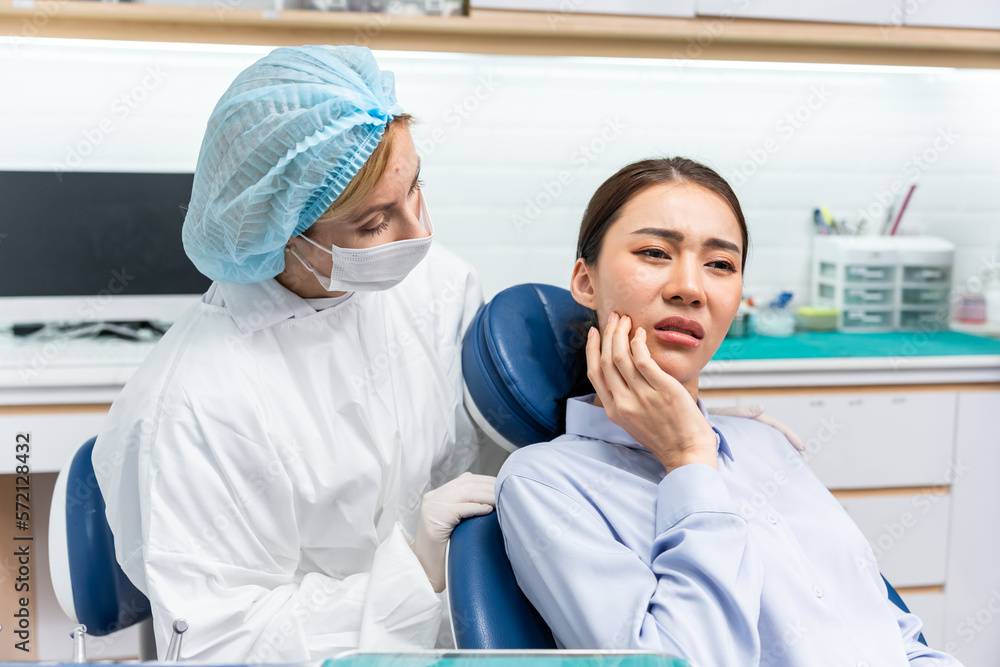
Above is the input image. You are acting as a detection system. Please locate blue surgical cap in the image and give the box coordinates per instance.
[182,45,403,283]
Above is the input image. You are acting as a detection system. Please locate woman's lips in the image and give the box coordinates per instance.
[652,328,702,348]
[651,316,705,349]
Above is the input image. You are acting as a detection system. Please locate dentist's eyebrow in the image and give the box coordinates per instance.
[632,227,741,255]
[411,158,421,191]
[350,158,422,224]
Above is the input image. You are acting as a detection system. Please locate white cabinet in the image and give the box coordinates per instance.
[716,387,962,605]
[836,491,950,587]
[696,0,904,25]
[901,591,947,648]
[736,391,957,490]
[0,409,109,473]
[702,384,1000,661]
[904,0,1000,30]
[0,405,140,660]
[941,391,1000,665]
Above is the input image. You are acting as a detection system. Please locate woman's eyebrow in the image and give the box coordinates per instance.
[632,227,741,254]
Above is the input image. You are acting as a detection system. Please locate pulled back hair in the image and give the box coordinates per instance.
[576,157,749,272]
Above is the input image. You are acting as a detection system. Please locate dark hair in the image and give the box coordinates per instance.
[576,156,749,272]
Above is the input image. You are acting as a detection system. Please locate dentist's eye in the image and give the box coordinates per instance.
[362,215,390,237]
[409,178,424,195]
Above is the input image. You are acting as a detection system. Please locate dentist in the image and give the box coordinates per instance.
[93,45,495,662]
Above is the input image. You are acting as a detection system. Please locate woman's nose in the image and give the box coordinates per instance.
[662,256,705,306]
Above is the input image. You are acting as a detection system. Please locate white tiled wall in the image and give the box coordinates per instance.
[2,38,999,302]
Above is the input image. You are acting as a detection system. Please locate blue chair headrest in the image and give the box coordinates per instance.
[448,512,556,649]
[66,437,151,636]
[462,283,593,448]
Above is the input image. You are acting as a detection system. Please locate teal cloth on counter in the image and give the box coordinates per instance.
[325,655,688,667]
[715,331,1000,361]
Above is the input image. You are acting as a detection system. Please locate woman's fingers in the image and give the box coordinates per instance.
[630,327,679,394]
[586,325,615,409]
[598,312,631,397]
[611,314,647,391]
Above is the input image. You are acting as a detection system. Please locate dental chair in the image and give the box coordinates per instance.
[49,436,156,660]
[450,283,926,649]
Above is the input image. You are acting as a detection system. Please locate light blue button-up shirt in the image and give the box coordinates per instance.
[496,395,963,667]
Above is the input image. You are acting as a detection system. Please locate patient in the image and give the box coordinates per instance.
[495,157,963,666]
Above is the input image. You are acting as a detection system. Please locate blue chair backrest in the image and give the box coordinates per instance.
[454,283,926,648]
[448,512,556,649]
[66,437,151,636]
[462,283,592,448]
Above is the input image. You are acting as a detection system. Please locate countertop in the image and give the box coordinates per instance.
[4,330,1000,405]
[703,330,1000,389]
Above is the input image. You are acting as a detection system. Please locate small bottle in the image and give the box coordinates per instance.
[958,291,987,325]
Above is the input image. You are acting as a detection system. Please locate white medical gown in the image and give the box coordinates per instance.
[93,245,483,662]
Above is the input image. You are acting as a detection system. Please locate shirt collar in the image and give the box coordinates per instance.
[216,280,351,335]
[564,393,734,463]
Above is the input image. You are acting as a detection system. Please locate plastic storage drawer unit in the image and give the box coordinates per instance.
[811,236,955,333]
[895,237,955,331]
[812,237,898,333]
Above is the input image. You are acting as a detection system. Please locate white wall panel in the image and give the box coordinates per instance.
[0,41,997,303]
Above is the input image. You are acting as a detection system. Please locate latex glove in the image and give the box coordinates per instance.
[708,404,806,454]
[414,472,496,592]
[587,312,719,475]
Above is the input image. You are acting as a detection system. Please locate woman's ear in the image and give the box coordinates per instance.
[570,258,598,310]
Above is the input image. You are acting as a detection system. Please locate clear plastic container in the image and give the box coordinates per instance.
[903,265,951,283]
[901,286,950,306]
[754,308,796,337]
[844,264,896,283]
[842,286,895,306]
[841,308,894,332]
[898,308,950,330]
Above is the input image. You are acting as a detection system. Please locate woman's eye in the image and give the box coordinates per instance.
[638,248,669,260]
[362,216,390,237]
[708,260,737,272]
[409,178,424,195]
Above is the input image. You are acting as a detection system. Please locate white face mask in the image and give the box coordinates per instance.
[288,191,434,292]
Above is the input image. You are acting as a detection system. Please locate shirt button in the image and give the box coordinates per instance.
[766,512,778,524]
[813,585,824,598]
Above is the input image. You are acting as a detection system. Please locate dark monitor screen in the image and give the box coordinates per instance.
[0,171,212,298]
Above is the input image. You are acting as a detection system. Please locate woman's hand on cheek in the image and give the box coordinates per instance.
[587,312,719,475]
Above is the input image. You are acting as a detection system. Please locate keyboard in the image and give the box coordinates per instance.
[0,336,160,390]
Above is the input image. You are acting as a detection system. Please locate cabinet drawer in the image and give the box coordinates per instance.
[897,590,946,649]
[739,392,957,489]
[0,411,109,473]
[835,491,950,587]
